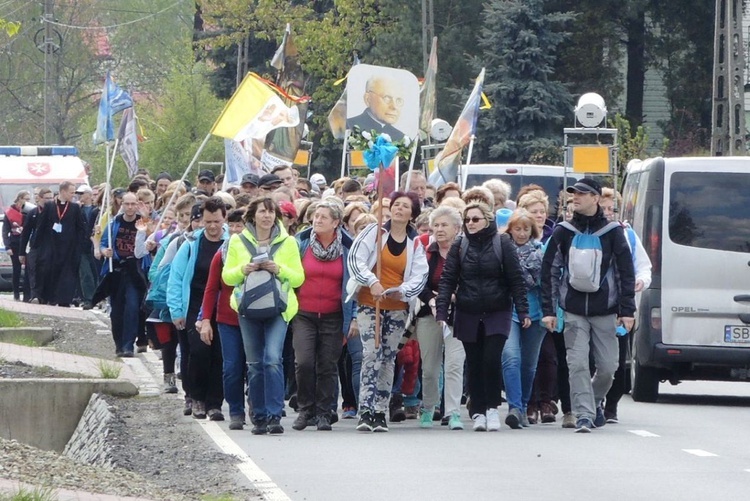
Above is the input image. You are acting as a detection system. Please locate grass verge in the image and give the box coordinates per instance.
[0,308,23,328]
[97,359,122,379]
[0,486,57,501]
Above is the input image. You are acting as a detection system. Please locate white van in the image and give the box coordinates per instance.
[0,146,89,290]
[460,164,583,218]
[622,156,750,402]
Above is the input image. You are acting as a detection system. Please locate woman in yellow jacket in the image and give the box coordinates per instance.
[223,197,304,435]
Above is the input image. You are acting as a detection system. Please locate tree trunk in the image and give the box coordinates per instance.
[625,9,646,129]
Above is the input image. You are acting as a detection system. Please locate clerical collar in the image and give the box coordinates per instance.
[365,110,386,128]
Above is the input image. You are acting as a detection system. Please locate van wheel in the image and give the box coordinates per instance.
[631,356,659,403]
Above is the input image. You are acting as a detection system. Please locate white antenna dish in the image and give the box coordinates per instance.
[430,118,452,142]
[575,93,607,128]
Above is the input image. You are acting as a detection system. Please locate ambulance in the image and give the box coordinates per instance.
[0,146,89,291]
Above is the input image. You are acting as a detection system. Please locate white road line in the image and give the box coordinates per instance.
[628,430,660,437]
[682,449,718,457]
[199,421,291,501]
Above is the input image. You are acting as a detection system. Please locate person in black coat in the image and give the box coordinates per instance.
[436,201,530,432]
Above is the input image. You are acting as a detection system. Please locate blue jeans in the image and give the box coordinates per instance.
[110,272,143,354]
[501,320,546,412]
[218,323,246,418]
[346,334,363,406]
[239,315,287,421]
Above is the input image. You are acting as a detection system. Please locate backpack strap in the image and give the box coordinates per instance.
[239,233,285,259]
[593,221,622,237]
[458,233,503,268]
[557,221,581,234]
[459,235,470,261]
[625,224,637,252]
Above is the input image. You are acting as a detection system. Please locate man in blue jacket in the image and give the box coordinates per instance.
[541,178,635,433]
[167,197,229,421]
[101,192,147,357]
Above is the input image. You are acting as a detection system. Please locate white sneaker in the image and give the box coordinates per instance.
[486,408,501,431]
[472,413,487,432]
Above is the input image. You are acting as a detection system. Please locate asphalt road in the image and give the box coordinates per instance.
[220,381,750,501]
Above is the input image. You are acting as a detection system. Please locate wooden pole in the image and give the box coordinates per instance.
[105,139,119,272]
[373,165,385,349]
[403,137,420,192]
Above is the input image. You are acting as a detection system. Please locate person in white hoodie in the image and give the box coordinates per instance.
[599,188,652,423]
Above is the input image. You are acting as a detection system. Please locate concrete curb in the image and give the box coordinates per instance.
[0,326,55,345]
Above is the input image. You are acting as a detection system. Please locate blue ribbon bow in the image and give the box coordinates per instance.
[364,135,399,171]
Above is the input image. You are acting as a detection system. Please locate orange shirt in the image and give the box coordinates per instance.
[358,242,408,311]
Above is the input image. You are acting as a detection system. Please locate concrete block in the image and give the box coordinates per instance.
[0,327,55,346]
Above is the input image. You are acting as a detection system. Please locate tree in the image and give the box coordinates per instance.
[472,0,574,163]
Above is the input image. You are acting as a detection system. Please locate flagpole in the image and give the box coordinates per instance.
[340,129,350,179]
[105,138,119,273]
[162,132,211,218]
[461,134,476,189]
[373,165,385,350]
[403,137,420,192]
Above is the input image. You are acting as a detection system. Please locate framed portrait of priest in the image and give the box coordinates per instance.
[345,64,419,142]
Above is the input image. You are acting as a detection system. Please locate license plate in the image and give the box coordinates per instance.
[724,325,750,343]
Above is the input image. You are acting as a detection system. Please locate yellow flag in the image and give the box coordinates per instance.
[211,73,299,142]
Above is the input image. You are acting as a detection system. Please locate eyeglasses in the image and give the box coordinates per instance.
[367,91,404,108]
[464,217,484,224]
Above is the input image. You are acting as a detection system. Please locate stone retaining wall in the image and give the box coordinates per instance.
[63,393,116,468]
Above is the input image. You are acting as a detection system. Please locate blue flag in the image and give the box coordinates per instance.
[93,72,133,145]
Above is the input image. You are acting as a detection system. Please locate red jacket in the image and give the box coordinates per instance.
[201,250,239,326]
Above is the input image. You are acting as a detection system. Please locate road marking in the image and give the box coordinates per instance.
[683,449,718,457]
[628,430,660,437]
[200,421,291,501]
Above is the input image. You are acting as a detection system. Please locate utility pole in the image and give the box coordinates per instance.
[43,0,54,144]
[421,0,434,74]
[711,0,746,155]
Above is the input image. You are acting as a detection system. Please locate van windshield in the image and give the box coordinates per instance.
[669,171,750,253]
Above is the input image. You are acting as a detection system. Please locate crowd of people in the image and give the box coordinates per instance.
[2,162,649,434]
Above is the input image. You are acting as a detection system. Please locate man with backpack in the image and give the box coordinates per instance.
[541,178,635,433]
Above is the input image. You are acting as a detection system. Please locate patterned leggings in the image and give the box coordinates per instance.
[357,305,408,414]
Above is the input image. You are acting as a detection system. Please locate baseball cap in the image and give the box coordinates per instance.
[279,200,297,219]
[198,169,215,182]
[566,177,602,196]
[190,203,203,221]
[241,173,260,186]
[310,173,327,187]
[75,184,92,194]
[155,172,172,182]
[259,173,282,189]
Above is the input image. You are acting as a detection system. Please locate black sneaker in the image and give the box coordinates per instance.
[251,419,268,435]
[329,413,339,425]
[183,398,193,416]
[373,412,389,432]
[207,409,224,421]
[317,414,332,431]
[292,413,311,431]
[594,406,606,428]
[268,416,284,434]
[356,411,374,432]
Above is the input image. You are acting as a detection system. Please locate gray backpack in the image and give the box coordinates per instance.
[558,221,620,293]
[236,235,288,320]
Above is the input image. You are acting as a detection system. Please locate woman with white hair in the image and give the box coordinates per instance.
[416,205,466,429]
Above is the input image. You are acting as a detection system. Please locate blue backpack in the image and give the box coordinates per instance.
[559,221,620,293]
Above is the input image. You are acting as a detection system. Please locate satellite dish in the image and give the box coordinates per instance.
[575,93,607,128]
[430,118,452,142]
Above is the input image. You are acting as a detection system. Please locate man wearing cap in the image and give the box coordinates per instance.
[196,170,217,196]
[240,173,260,197]
[540,177,635,433]
[76,185,97,309]
[258,173,283,193]
[310,173,327,191]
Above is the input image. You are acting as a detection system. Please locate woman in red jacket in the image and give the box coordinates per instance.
[2,190,31,301]
[199,209,246,430]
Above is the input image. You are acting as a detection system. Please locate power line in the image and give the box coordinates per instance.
[42,0,184,30]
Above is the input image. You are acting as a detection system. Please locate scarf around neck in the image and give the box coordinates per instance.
[309,227,343,261]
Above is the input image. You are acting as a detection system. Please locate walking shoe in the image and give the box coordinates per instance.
[229,415,245,430]
[207,409,224,421]
[356,411,374,432]
[288,395,298,412]
[316,414,332,431]
[389,394,406,422]
[163,374,178,394]
[251,419,268,435]
[405,405,419,420]
[419,407,434,428]
[372,412,389,432]
[29,297,40,304]
[330,413,339,425]
[82,301,94,310]
[520,411,531,428]
[433,410,442,421]
[136,345,148,353]
[192,400,207,419]
[472,413,487,432]
[267,416,284,434]
[341,407,357,419]
[183,398,193,416]
[540,401,557,423]
[505,408,522,430]
[526,404,539,425]
[562,412,576,429]
[448,411,464,430]
[292,413,311,431]
[604,410,619,424]
[575,417,594,433]
[120,351,134,358]
[486,408,501,431]
[441,415,450,426]
[594,406,606,428]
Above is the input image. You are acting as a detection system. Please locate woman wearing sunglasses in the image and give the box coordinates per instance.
[436,201,529,432]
